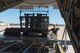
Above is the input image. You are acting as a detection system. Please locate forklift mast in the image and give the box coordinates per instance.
[19,6,49,37]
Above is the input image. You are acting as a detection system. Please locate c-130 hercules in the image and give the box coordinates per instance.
[0,0,80,53]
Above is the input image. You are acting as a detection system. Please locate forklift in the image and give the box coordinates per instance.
[4,6,49,37]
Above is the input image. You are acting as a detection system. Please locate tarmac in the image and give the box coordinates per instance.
[57,25,75,53]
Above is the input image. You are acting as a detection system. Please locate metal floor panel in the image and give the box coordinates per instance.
[0,35,57,43]
[0,41,56,53]
[0,35,56,53]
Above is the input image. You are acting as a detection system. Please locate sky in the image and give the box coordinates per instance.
[0,6,65,24]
